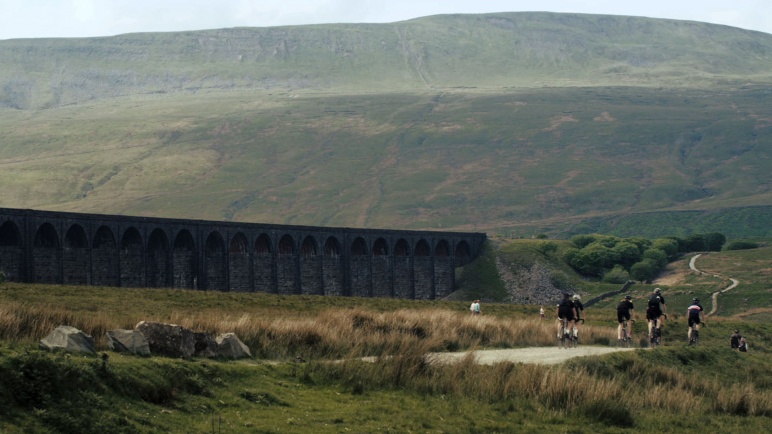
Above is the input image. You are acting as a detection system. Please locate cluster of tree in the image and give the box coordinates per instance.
[563,233,726,283]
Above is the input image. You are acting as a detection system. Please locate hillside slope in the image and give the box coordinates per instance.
[2,12,772,109]
[0,12,770,237]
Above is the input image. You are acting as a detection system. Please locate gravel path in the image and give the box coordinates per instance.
[689,254,739,316]
[425,346,638,365]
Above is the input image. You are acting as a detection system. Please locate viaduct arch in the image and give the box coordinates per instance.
[0,208,486,300]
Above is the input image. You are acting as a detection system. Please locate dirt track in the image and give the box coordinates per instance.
[426,346,638,365]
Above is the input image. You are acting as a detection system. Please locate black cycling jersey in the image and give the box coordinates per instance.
[558,299,575,320]
[616,300,634,322]
[574,300,584,319]
[648,294,666,309]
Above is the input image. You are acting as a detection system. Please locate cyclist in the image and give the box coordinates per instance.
[646,288,667,342]
[617,295,635,341]
[687,297,704,343]
[556,292,577,339]
[572,294,584,338]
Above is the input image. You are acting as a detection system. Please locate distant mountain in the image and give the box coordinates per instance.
[0,12,770,237]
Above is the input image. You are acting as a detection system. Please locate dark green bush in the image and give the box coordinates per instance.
[725,240,759,250]
[630,260,657,282]
[642,248,668,268]
[602,266,629,284]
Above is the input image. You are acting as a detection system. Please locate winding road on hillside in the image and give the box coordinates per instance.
[689,254,739,316]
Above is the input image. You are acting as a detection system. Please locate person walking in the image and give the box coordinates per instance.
[470,299,481,316]
[539,306,545,320]
[730,330,742,349]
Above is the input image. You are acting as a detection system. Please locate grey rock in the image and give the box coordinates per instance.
[193,331,218,358]
[135,321,196,358]
[106,329,151,356]
[216,333,252,359]
[39,325,95,354]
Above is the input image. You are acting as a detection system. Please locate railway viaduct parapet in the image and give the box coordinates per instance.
[0,208,486,299]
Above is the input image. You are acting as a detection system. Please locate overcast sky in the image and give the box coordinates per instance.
[1,0,770,40]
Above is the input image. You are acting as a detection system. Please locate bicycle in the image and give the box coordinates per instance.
[572,318,584,348]
[557,318,576,349]
[619,319,635,348]
[649,314,667,348]
[688,328,699,345]
[689,321,704,346]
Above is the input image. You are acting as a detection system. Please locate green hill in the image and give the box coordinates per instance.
[0,12,771,237]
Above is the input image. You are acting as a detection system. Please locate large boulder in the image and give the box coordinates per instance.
[39,326,95,355]
[216,333,251,359]
[135,321,196,358]
[134,321,220,358]
[106,329,151,356]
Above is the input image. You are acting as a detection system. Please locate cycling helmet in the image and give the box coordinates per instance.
[654,288,662,294]
[693,297,699,303]
[625,295,632,300]
[573,294,581,301]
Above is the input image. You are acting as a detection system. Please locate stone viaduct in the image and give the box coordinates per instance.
[0,207,486,299]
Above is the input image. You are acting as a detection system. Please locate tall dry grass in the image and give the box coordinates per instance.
[307,341,772,421]
[169,308,617,359]
[0,302,616,359]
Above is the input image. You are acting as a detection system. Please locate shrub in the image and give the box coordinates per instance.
[703,233,727,252]
[570,234,597,249]
[630,260,657,282]
[725,240,759,250]
[682,234,707,252]
[536,241,558,255]
[652,238,679,259]
[612,241,643,268]
[0,270,5,284]
[642,248,668,268]
[602,266,629,284]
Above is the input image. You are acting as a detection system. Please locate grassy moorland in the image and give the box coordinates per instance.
[0,239,769,432]
[1,12,771,238]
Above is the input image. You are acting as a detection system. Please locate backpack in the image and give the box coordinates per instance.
[648,295,661,308]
